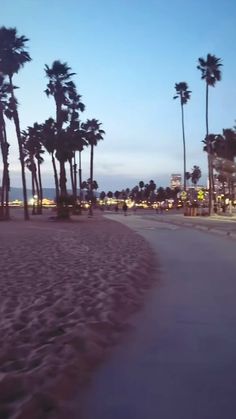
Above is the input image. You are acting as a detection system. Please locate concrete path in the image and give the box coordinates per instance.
[77,215,236,419]
[144,212,236,238]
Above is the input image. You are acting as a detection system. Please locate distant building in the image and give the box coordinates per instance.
[170,174,182,189]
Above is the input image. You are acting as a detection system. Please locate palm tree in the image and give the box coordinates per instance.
[35,146,44,213]
[81,119,105,215]
[107,191,113,198]
[67,91,86,199]
[0,75,11,219]
[54,129,73,197]
[23,152,39,215]
[144,180,156,201]
[222,129,236,161]
[100,191,106,200]
[165,187,173,200]
[139,180,144,190]
[0,26,31,220]
[41,118,60,201]
[45,60,76,196]
[157,187,166,202]
[138,181,144,200]
[130,186,139,203]
[22,123,45,214]
[114,190,120,201]
[64,124,87,201]
[173,82,191,191]
[81,178,98,204]
[197,54,223,214]
[76,130,87,195]
[191,165,202,186]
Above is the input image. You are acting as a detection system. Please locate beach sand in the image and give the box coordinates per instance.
[0,211,156,419]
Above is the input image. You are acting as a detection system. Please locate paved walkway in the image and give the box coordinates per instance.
[142,212,236,238]
[78,215,236,419]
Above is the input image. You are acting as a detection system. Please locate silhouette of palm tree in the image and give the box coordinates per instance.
[197,53,222,214]
[81,119,105,215]
[173,82,191,190]
[45,60,76,196]
[0,26,31,219]
[0,75,11,218]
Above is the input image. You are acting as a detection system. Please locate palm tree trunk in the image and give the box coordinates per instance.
[9,75,29,220]
[78,150,82,199]
[73,155,77,201]
[89,144,94,216]
[5,164,10,219]
[69,158,75,198]
[206,83,213,215]
[37,159,43,213]
[228,176,231,199]
[0,112,10,219]
[79,151,82,188]
[51,153,59,202]
[90,144,94,187]
[3,122,10,219]
[0,166,5,218]
[31,167,36,215]
[56,102,67,197]
[0,127,5,217]
[59,160,67,196]
[181,103,186,191]
[34,165,40,214]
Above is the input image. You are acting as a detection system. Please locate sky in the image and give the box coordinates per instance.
[1,0,236,191]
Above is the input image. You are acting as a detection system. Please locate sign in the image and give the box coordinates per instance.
[181,191,187,200]
[197,190,205,200]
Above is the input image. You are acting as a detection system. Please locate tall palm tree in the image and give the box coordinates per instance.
[0,75,11,219]
[197,54,222,214]
[22,123,44,213]
[77,131,87,194]
[222,129,236,161]
[44,60,75,196]
[23,152,39,215]
[41,118,60,201]
[66,130,87,201]
[173,82,191,191]
[22,126,38,214]
[35,146,44,213]
[81,119,105,215]
[67,90,86,198]
[0,26,31,220]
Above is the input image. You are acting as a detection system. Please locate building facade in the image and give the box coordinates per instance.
[170,174,182,190]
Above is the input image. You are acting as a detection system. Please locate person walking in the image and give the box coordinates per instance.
[123,202,128,216]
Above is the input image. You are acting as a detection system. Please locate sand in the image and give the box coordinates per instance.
[0,211,156,419]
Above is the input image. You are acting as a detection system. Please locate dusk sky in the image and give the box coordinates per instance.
[2,0,236,191]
